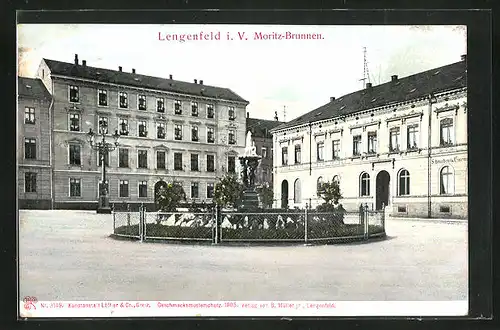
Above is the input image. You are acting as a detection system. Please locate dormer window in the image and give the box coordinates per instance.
[69,85,79,103]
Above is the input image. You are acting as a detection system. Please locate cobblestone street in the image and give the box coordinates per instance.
[19,210,467,302]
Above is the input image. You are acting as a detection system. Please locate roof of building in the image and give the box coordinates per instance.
[42,58,249,104]
[246,117,285,138]
[18,77,52,101]
[273,59,467,131]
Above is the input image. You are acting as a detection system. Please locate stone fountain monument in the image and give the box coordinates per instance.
[238,131,262,210]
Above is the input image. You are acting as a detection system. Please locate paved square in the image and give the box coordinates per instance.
[19,210,467,301]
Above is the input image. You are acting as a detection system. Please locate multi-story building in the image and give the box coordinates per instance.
[246,113,283,189]
[271,55,467,219]
[25,54,248,209]
[17,77,53,209]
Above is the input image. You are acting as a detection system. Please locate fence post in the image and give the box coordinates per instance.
[112,205,116,234]
[304,204,308,244]
[127,204,131,227]
[364,203,369,239]
[214,204,221,244]
[139,203,145,243]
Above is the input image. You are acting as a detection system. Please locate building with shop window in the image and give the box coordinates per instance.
[270,55,467,219]
[20,54,248,209]
[246,112,284,189]
[17,77,53,209]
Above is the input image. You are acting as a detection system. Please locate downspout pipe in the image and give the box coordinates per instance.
[309,121,312,176]
[427,93,436,218]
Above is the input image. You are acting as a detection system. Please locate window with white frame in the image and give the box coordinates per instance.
[99,116,108,132]
[360,172,370,196]
[407,124,419,149]
[227,156,236,173]
[174,124,183,140]
[157,151,166,169]
[207,183,214,198]
[389,127,400,152]
[139,181,148,197]
[69,85,79,103]
[207,104,214,118]
[25,138,36,159]
[398,169,410,196]
[69,144,81,165]
[191,126,199,141]
[157,122,166,139]
[119,118,129,135]
[138,150,148,168]
[367,132,377,153]
[138,94,147,110]
[119,148,129,168]
[174,153,183,170]
[69,113,80,132]
[440,118,454,146]
[294,179,301,203]
[25,172,36,193]
[156,97,165,112]
[353,135,362,156]
[191,101,198,116]
[119,91,128,108]
[98,89,108,106]
[228,106,235,120]
[317,142,324,161]
[332,139,340,159]
[228,129,236,145]
[138,120,148,137]
[174,100,182,114]
[207,127,215,143]
[69,178,81,197]
[24,107,35,124]
[191,154,199,171]
[294,145,301,164]
[282,147,288,165]
[440,166,454,194]
[119,180,129,197]
[317,176,324,194]
[206,154,215,172]
[191,182,199,199]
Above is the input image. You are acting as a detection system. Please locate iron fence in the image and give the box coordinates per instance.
[111,203,385,244]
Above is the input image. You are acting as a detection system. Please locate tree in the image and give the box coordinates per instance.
[156,182,187,212]
[256,183,274,208]
[214,174,244,209]
[316,180,343,213]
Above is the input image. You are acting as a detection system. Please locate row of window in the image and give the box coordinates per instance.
[281,119,455,165]
[69,85,236,119]
[287,166,456,204]
[62,177,215,199]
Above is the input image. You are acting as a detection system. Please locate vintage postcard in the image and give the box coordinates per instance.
[17,23,468,317]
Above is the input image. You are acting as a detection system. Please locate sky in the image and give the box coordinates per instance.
[17,24,466,122]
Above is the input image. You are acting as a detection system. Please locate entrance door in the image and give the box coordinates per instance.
[281,180,289,209]
[375,170,390,210]
[154,180,168,211]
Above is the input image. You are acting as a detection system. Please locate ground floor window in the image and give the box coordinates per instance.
[294,179,301,203]
[360,172,370,196]
[25,172,37,192]
[398,169,410,196]
[119,180,129,197]
[440,166,454,194]
[139,181,148,197]
[69,178,81,197]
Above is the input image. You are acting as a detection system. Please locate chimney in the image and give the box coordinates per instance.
[82,60,86,66]
[199,80,203,85]
[330,96,335,102]
[194,79,198,84]
[118,66,122,72]
[132,68,136,74]
[247,112,249,118]
[74,54,79,65]
[461,54,467,61]
[274,111,278,121]
[391,75,398,82]
[366,82,372,89]
[169,74,173,79]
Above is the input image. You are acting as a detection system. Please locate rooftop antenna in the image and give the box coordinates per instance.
[359,46,371,88]
[283,105,287,122]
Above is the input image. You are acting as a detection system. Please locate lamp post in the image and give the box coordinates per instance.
[87,122,120,214]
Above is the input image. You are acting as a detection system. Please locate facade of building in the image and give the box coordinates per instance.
[20,54,249,209]
[17,77,53,209]
[246,113,284,189]
[271,56,467,219]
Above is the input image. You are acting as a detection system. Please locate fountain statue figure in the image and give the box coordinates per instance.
[238,130,262,210]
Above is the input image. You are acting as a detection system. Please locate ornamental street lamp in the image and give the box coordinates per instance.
[87,121,120,214]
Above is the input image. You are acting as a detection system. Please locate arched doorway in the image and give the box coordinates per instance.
[375,170,390,210]
[281,180,289,209]
[154,180,168,211]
